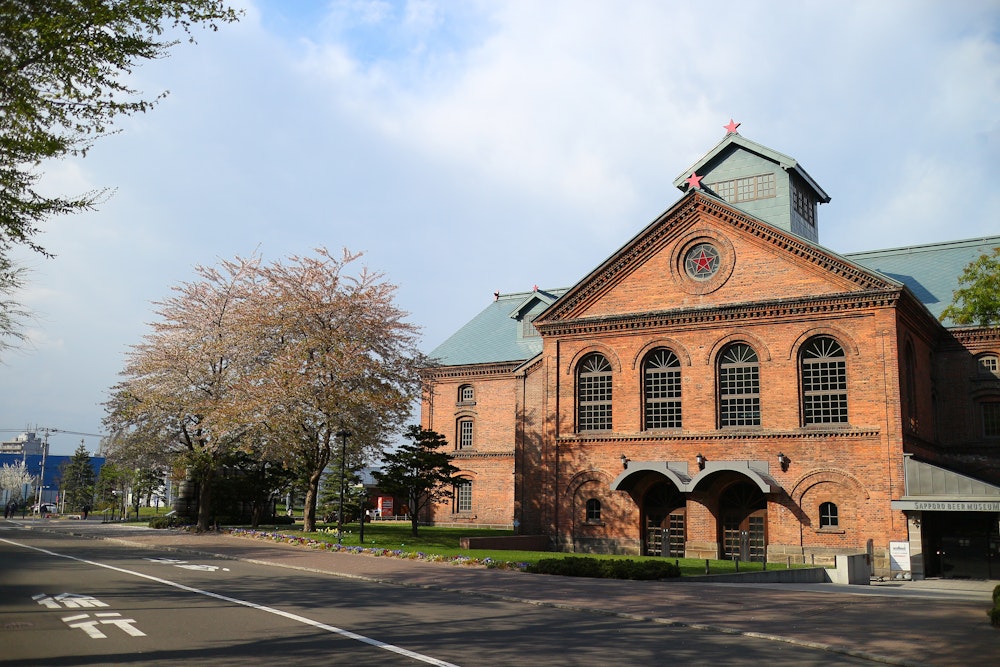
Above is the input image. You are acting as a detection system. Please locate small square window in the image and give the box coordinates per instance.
[819,501,839,528]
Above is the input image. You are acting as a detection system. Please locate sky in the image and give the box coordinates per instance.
[1,0,998,455]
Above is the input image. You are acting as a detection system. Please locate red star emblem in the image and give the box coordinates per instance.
[685,172,703,190]
[724,119,740,134]
[691,249,714,273]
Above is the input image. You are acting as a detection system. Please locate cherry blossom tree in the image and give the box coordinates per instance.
[104,256,261,531]
[105,249,426,532]
[1,460,35,504]
[247,249,426,532]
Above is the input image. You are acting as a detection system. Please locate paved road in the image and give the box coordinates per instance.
[2,519,997,666]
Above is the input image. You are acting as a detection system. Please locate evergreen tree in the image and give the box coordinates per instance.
[319,465,365,524]
[373,426,460,537]
[60,442,96,512]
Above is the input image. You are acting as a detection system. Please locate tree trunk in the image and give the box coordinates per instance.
[409,492,419,536]
[196,468,214,531]
[303,468,322,533]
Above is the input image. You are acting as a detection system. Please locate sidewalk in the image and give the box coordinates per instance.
[12,519,1000,667]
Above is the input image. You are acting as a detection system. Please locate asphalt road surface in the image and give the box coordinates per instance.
[0,525,885,666]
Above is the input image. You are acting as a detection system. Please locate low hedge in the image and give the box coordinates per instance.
[527,556,680,580]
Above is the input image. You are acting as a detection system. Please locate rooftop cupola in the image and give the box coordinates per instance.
[673,120,830,243]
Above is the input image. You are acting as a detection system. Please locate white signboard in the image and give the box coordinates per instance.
[889,541,910,571]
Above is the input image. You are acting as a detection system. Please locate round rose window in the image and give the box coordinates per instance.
[684,243,720,281]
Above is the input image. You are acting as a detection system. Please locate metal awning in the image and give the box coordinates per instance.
[892,455,1000,511]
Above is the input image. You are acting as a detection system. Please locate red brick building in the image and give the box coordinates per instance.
[421,129,1000,579]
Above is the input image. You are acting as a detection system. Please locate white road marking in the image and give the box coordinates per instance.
[2,536,459,666]
[62,612,147,639]
[33,593,110,609]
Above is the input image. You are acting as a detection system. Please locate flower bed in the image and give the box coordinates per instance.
[223,527,529,571]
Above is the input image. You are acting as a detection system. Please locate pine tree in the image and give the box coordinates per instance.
[60,442,96,512]
[373,427,460,537]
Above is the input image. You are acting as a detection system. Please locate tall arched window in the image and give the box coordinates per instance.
[718,343,760,427]
[904,342,917,427]
[644,348,681,429]
[454,479,472,513]
[578,353,612,431]
[801,336,848,425]
[457,418,474,449]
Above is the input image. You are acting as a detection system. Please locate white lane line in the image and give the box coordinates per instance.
[1,536,460,667]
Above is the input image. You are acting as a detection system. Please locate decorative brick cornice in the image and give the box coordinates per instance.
[540,197,699,320]
[421,361,522,380]
[449,450,515,459]
[697,196,889,290]
[536,290,901,338]
[948,326,1000,347]
[557,427,881,446]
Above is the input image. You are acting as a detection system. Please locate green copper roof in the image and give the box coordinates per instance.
[846,236,1000,327]
[428,289,567,366]
[427,235,999,367]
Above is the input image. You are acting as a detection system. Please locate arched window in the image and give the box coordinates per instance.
[983,400,1000,438]
[454,479,472,513]
[586,498,601,522]
[801,336,848,425]
[644,348,681,430]
[458,384,475,403]
[904,341,917,428]
[578,353,612,431]
[978,354,999,376]
[457,418,474,450]
[718,343,760,427]
[819,501,839,529]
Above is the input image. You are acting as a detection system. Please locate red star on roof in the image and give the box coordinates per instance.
[724,119,741,134]
[686,172,703,190]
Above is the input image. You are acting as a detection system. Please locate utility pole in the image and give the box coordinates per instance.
[336,429,351,543]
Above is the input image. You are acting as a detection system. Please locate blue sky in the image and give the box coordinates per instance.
[2,0,998,455]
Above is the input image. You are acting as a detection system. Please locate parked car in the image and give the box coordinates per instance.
[33,503,57,513]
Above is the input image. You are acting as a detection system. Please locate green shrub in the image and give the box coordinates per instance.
[527,556,679,580]
[993,584,1000,606]
[148,516,185,529]
[989,605,1000,628]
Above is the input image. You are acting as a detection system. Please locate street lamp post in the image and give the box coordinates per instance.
[335,429,351,543]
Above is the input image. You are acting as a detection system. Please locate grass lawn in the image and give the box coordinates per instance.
[241,520,802,576]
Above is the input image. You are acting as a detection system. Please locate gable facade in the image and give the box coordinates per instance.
[421,132,1000,579]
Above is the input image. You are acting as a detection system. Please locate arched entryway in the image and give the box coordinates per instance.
[642,481,686,557]
[719,480,767,562]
